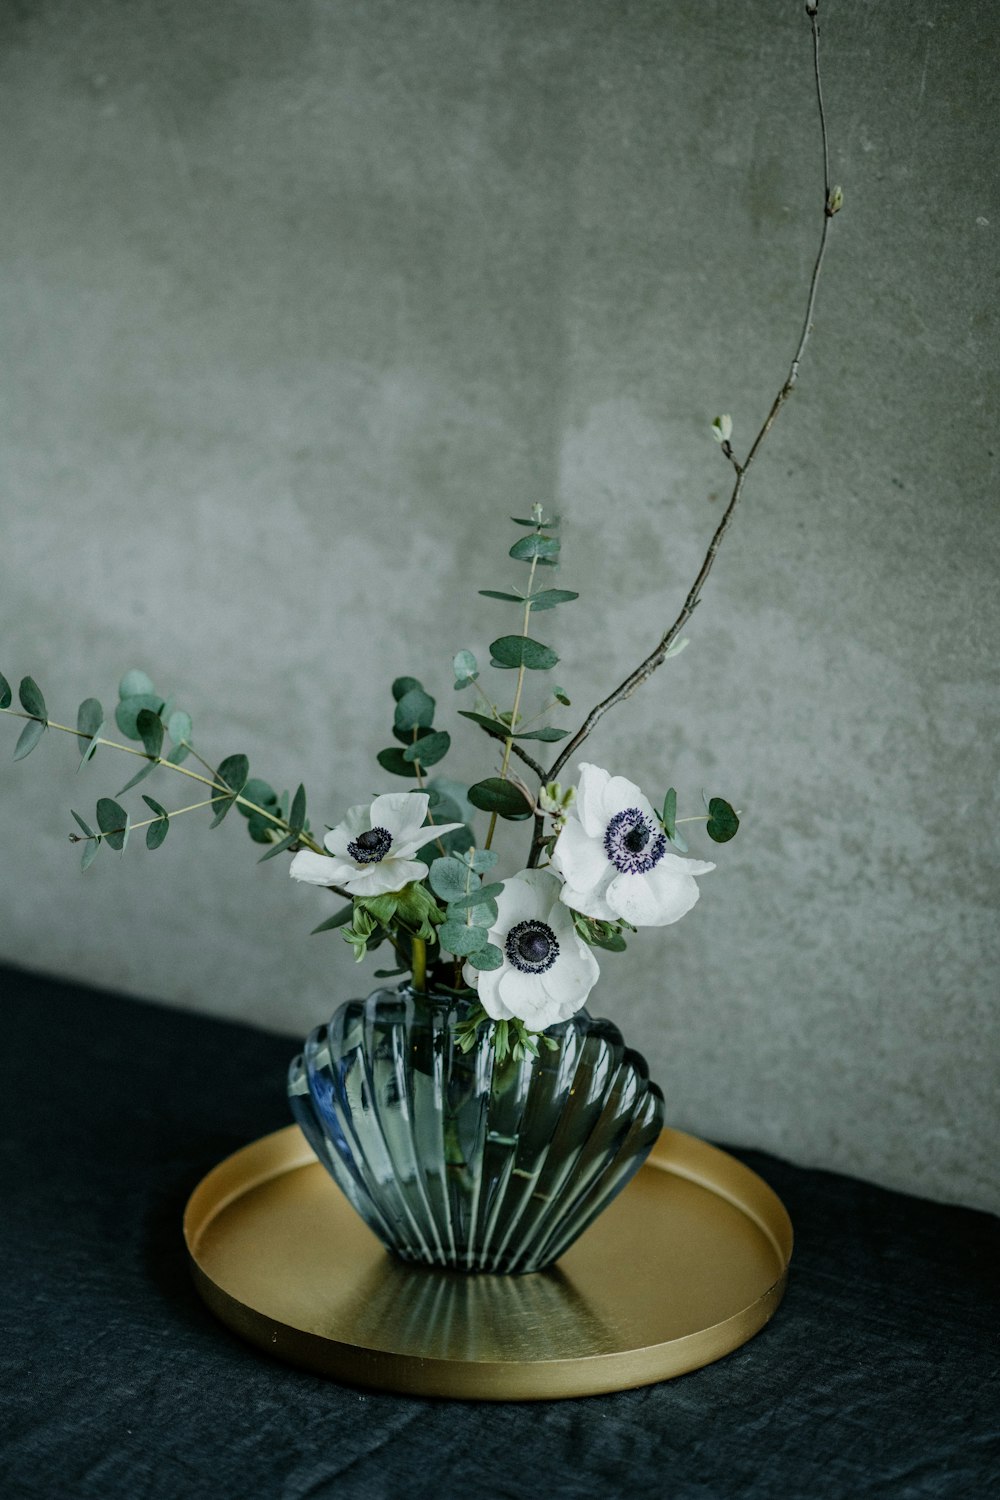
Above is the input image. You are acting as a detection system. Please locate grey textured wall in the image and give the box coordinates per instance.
[1,1,997,1212]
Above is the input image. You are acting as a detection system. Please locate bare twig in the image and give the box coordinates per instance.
[528,3,838,865]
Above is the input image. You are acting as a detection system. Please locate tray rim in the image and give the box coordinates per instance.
[184,1124,793,1401]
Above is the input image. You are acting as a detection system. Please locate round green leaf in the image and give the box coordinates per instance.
[392,676,423,702]
[146,814,169,850]
[377,746,418,778]
[167,710,192,744]
[509,535,560,562]
[526,590,579,610]
[428,857,469,902]
[115,694,164,740]
[438,920,489,956]
[489,636,559,671]
[394,687,436,733]
[466,942,504,971]
[96,796,129,852]
[118,669,155,700]
[467,778,533,820]
[13,718,46,761]
[402,730,450,767]
[706,797,740,843]
[0,671,12,710]
[136,707,164,759]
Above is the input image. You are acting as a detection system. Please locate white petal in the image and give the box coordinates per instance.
[289,850,341,887]
[323,803,370,856]
[490,872,546,937]
[557,866,617,921]
[474,966,516,1021]
[550,816,610,894]
[574,763,613,839]
[392,821,464,859]
[599,772,656,825]
[606,853,713,927]
[370,791,429,842]
[342,857,428,896]
[497,967,548,1024]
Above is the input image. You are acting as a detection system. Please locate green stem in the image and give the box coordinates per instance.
[484,551,539,851]
[1,707,326,856]
[410,934,427,993]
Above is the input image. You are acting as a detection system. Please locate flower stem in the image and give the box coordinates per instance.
[411,934,427,993]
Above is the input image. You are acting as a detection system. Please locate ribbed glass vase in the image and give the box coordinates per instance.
[287,984,664,1274]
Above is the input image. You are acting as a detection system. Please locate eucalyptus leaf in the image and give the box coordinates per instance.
[167,710,192,744]
[457,710,507,742]
[515,726,568,741]
[465,942,504,972]
[478,590,523,603]
[394,687,436,733]
[142,794,168,819]
[117,760,157,796]
[146,813,170,850]
[245,814,276,844]
[216,754,250,795]
[81,838,101,871]
[489,636,559,671]
[392,676,423,702]
[71,809,97,838]
[452,650,478,688]
[136,707,164,759]
[0,671,11,710]
[402,730,450,767]
[165,743,190,766]
[429,778,478,828]
[526,589,579,610]
[429,857,470,903]
[467,778,533,820]
[508,535,560,562]
[257,829,300,862]
[438,920,489,956]
[553,686,571,706]
[447,883,504,911]
[237,779,279,818]
[460,847,498,874]
[706,797,740,843]
[377,746,417,778]
[118,669,155,700]
[661,787,678,837]
[96,796,129,852]
[76,698,103,757]
[289,783,307,831]
[18,677,46,719]
[13,718,46,761]
[452,897,499,927]
[115,693,164,741]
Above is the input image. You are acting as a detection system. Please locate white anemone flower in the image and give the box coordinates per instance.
[463,868,600,1032]
[550,763,715,927]
[289,791,462,898]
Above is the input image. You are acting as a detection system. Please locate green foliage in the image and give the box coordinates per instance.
[115,693,164,741]
[661,787,688,853]
[489,636,559,671]
[394,687,435,733]
[428,857,469,903]
[256,830,299,863]
[524,590,578,611]
[478,590,522,603]
[573,912,630,953]
[466,942,503,972]
[19,677,46,719]
[116,759,158,796]
[208,754,249,828]
[136,707,164,759]
[142,794,170,850]
[458,846,497,874]
[438,919,489,956]
[377,747,416,778]
[391,676,422,702]
[13,718,46,761]
[514,726,568,741]
[118,669,155,699]
[706,796,740,843]
[80,837,101,871]
[446,882,504,911]
[167,710,192,745]
[71,809,96,838]
[96,796,129,852]
[452,650,478,690]
[509,535,560,562]
[468,778,533,820]
[0,672,11,710]
[402,730,450,767]
[76,699,104,764]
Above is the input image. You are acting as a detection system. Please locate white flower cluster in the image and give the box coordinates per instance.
[291,763,713,1033]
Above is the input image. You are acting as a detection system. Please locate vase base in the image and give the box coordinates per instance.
[184,1124,792,1401]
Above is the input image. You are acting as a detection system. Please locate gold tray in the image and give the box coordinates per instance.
[184,1124,792,1401]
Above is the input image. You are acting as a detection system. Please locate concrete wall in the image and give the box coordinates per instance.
[2,1,997,1212]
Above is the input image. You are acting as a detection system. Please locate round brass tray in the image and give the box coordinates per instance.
[184,1124,792,1401]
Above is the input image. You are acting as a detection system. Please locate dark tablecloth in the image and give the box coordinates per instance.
[1,963,997,1500]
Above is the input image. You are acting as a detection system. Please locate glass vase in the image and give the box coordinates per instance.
[287,984,664,1274]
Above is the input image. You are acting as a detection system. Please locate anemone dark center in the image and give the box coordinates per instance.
[604,807,666,875]
[347,826,393,864]
[505,919,559,975]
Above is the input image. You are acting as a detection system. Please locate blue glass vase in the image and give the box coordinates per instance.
[287,985,664,1274]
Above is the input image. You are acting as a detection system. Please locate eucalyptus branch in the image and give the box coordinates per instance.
[484,553,540,851]
[538,2,838,812]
